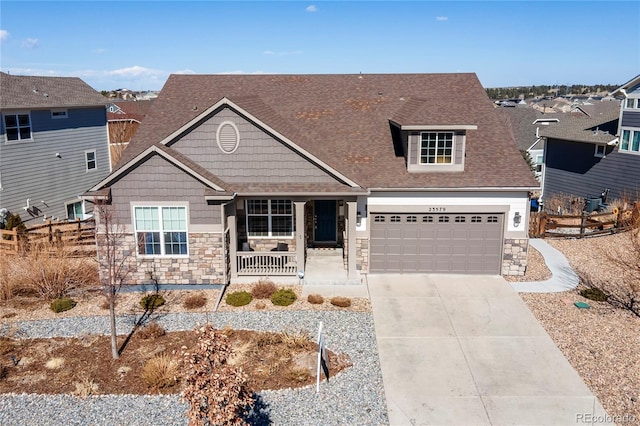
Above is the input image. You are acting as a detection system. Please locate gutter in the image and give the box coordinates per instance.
[368,186,540,192]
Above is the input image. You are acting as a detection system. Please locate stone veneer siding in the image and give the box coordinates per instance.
[99,232,225,285]
[245,238,296,252]
[502,238,528,276]
[356,237,369,273]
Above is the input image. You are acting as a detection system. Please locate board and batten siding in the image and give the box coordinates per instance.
[406,131,465,172]
[366,191,529,239]
[109,154,222,227]
[171,107,342,184]
[0,107,110,224]
[543,138,640,202]
[621,111,640,128]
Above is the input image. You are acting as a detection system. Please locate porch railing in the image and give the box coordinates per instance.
[236,251,297,276]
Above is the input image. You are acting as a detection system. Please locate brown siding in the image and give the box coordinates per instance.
[109,154,221,225]
[171,107,340,184]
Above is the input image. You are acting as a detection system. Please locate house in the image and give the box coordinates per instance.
[538,95,635,205]
[0,72,111,225]
[84,73,538,285]
[107,100,153,167]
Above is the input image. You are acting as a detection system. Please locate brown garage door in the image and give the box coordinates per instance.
[369,213,503,274]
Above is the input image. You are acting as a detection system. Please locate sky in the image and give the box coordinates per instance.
[1,1,638,91]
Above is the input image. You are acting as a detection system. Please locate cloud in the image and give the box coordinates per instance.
[92,48,106,54]
[436,16,448,21]
[306,5,317,12]
[173,69,197,75]
[107,65,163,78]
[216,70,267,75]
[263,50,303,57]
[0,30,9,42]
[22,38,39,49]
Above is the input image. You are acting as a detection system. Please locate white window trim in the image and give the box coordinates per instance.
[3,112,33,144]
[65,200,85,221]
[594,144,606,158]
[133,205,189,257]
[245,199,294,239]
[619,128,640,155]
[51,109,68,119]
[85,150,97,171]
[419,131,455,165]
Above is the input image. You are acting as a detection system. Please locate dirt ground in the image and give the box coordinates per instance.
[0,325,350,396]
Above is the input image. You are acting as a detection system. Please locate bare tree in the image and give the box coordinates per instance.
[94,202,134,359]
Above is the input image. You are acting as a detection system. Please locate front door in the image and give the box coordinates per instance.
[314,200,337,243]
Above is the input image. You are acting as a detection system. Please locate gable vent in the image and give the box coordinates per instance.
[216,121,240,154]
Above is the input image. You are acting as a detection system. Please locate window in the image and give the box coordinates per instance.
[66,201,84,220]
[406,216,417,223]
[51,109,68,119]
[422,215,434,223]
[390,215,401,223]
[420,132,453,164]
[455,216,466,223]
[85,151,97,171]
[487,216,498,223]
[246,200,293,237]
[620,129,640,153]
[4,113,32,142]
[438,215,450,223]
[535,155,544,173]
[374,215,385,222]
[594,144,606,158]
[626,98,636,109]
[471,216,482,223]
[134,206,188,256]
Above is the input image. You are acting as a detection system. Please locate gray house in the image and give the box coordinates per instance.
[0,73,110,225]
[85,73,538,285]
[539,87,637,205]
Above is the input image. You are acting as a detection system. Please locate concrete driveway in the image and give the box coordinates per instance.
[367,274,611,425]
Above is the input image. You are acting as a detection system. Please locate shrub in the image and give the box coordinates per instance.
[138,321,166,340]
[580,287,608,302]
[225,291,252,307]
[72,376,99,398]
[255,301,266,310]
[140,294,165,310]
[50,297,77,313]
[141,354,178,390]
[285,367,312,383]
[251,280,278,299]
[330,296,351,308]
[280,329,312,349]
[271,288,297,306]
[307,294,324,305]
[181,325,254,425]
[183,293,207,310]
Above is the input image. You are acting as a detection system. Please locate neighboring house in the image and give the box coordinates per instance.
[0,72,110,225]
[107,100,153,167]
[539,96,631,204]
[84,73,538,285]
[499,105,559,180]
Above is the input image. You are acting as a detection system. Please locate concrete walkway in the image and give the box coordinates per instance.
[510,239,580,293]
[368,274,611,425]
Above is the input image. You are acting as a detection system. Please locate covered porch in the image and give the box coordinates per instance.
[223,197,361,284]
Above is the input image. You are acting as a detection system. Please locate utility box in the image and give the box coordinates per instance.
[584,197,601,213]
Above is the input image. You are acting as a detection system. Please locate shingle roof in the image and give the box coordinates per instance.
[0,72,108,109]
[539,103,620,144]
[117,73,539,190]
[107,99,154,121]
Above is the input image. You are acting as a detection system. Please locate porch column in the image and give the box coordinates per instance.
[294,201,306,278]
[346,200,357,279]
[228,213,238,280]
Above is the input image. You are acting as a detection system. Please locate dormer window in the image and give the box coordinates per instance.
[420,132,453,164]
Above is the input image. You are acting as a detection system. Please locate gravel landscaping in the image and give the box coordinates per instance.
[0,310,388,426]
[520,234,640,425]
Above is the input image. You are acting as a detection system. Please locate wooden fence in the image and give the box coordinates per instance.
[530,202,640,238]
[0,218,96,256]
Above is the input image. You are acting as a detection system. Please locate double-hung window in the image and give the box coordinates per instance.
[85,150,97,171]
[134,206,188,256]
[420,132,453,164]
[4,113,32,142]
[246,200,293,237]
[620,129,640,154]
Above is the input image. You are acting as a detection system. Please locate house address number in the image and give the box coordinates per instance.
[427,207,446,212]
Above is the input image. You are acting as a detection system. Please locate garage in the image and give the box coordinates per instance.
[369,213,503,274]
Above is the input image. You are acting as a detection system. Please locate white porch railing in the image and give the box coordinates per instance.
[236,251,297,276]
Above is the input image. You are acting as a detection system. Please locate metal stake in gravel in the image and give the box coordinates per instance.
[316,321,329,392]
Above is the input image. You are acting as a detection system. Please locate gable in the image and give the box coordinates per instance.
[169,106,346,185]
[108,154,219,225]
